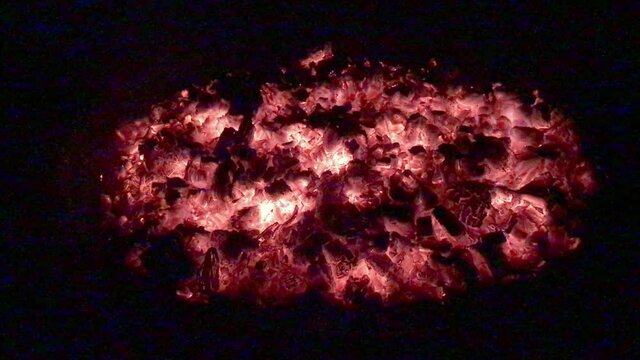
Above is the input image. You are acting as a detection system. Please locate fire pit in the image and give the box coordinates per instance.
[101,45,596,306]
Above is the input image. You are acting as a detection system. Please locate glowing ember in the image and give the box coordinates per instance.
[101,45,596,306]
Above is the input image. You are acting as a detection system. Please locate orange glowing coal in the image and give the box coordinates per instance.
[101,45,596,306]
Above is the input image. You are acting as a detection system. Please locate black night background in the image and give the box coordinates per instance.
[2,2,638,358]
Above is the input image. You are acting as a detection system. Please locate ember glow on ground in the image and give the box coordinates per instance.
[102,45,596,306]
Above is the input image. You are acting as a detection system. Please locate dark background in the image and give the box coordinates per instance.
[3,1,638,358]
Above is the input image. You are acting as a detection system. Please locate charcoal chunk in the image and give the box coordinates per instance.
[433,206,465,236]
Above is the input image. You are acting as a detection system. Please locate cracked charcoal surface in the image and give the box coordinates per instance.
[101,45,596,306]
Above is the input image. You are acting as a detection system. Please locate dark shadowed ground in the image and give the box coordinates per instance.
[3,2,638,358]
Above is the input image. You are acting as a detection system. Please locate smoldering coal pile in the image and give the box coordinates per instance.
[100,45,596,307]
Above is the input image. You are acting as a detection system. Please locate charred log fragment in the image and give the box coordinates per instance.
[219,230,259,260]
[433,206,465,236]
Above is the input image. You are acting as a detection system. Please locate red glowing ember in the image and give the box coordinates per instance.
[101,45,596,306]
